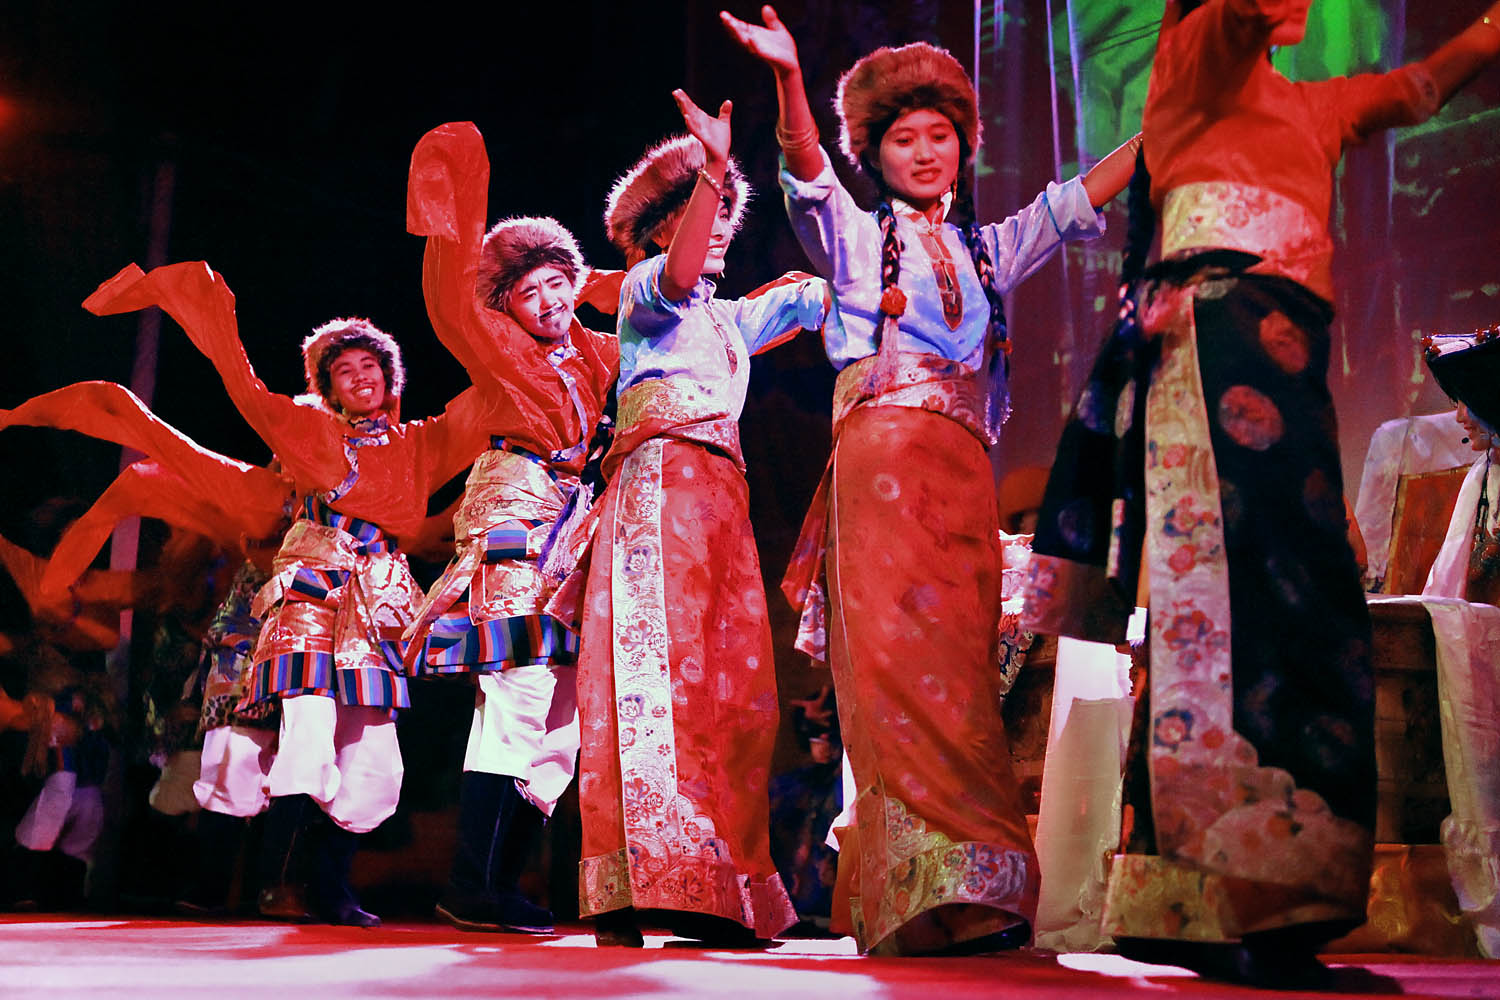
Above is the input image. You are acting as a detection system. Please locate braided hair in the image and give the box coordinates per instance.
[952,179,1010,383]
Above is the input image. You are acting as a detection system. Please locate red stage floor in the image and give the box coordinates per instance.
[0,916,1496,999]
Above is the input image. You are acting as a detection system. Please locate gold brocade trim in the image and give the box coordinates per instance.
[252,523,420,674]
[453,450,571,542]
[578,848,633,916]
[1101,854,1364,942]
[859,793,1034,953]
[1160,181,1334,301]
[1138,283,1374,919]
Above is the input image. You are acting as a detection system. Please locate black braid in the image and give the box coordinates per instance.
[953,180,1009,371]
[1120,147,1155,289]
[874,184,903,350]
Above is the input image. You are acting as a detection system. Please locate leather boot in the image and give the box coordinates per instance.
[435,771,553,933]
[308,818,380,927]
[256,794,313,921]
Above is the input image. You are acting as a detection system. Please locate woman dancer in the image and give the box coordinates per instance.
[1023,0,1500,985]
[403,121,619,934]
[86,264,493,925]
[573,89,832,947]
[724,8,1136,954]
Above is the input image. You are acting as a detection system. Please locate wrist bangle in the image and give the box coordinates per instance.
[776,122,820,152]
[696,168,727,200]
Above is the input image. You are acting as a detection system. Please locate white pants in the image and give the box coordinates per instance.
[464,666,579,817]
[264,695,404,834]
[195,726,276,818]
[16,771,105,862]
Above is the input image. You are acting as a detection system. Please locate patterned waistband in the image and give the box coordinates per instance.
[489,435,576,476]
[612,380,744,473]
[301,496,394,555]
[833,352,989,445]
[1159,181,1334,302]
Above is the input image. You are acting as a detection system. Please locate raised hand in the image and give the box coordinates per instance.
[672,88,732,167]
[721,5,800,76]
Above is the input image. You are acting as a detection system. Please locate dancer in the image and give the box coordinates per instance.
[1023,0,1500,985]
[724,8,1135,954]
[1418,331,1500,957]
[403,121,619,933]
[572,89,831,947]
[86,264,494,926]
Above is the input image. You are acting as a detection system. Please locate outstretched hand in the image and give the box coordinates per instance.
[672,89,732,166]
[721,5,800,75]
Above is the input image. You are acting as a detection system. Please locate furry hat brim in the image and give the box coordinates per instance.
[301,318,405,409]
[836,42,980,175]
[477,216,585,308]
[604,135,751,259]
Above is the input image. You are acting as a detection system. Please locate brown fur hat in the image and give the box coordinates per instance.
[477,216,585,309]
[300,317,405,409]
[604,135,751,259]
[836,42,980,176]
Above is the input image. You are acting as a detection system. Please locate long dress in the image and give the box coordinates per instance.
[778,147,1104,953]
[401,122,619,814]
[1024,0,1441,945]
[570,255,827,936]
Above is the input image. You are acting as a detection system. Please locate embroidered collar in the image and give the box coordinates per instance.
[891,190,954,230]
[344,413,390,440]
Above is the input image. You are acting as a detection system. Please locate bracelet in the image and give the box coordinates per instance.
[776,122,820,152]
[696,168,727,200]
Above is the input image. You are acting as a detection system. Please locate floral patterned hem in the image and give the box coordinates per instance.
[855,795,1035,953]
[578,847,798,937]
[1101,853,1366,943]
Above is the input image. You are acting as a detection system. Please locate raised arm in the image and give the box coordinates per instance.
[660,90,734,302]
[722,5,822,182]
[82,262,346,489]
[1081,132,1144,209]
[1418,3,1500,107]
[406,121,492,380]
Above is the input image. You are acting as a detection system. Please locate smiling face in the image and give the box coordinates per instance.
[651,200,735,275]
[702,202,734,275]
[505,265,577,341]
[328,347,387,417]
[876,108,962,213]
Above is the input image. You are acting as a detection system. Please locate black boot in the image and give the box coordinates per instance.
[176,810,246,917]
[308,818,380,928]
[256,794,313,921]
[435,771,553,933]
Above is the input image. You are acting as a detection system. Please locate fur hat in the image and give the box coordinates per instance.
[477,216,585,308]
[301,317,405,408]
[836,42,980,175]
[604,135,751,259]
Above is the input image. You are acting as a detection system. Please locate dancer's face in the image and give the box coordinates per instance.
[506,265,576,342]
[702,202,734,275]
[1268,0,1313,45]
[877,108,962,213]
[1456,403,1498,454]
[328,348,387,417]
[653,200,735,275]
